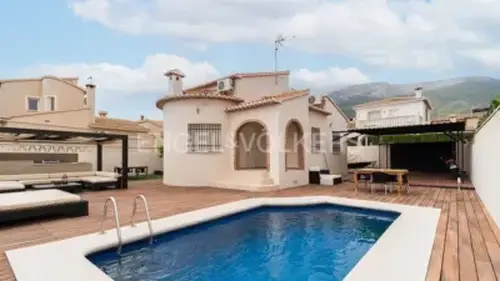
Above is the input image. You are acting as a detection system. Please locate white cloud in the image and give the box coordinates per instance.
[22,54,220,96]
[69,0,500,69]
[22,53,367,98]
[294,67,370,90]
[459,48,500,68]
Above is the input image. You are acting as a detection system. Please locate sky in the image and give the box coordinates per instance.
[2,0,500,120]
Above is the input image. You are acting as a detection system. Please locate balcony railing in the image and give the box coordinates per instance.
[356,115,425,129]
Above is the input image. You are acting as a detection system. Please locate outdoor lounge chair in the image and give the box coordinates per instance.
[0,181,25,193]
[0,189,88,224]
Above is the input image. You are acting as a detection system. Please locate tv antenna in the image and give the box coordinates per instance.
[274,34,295,73]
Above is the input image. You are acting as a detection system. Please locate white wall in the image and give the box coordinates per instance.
[355,101,425,120]
[278,96,309,188]
[323,98,348,175]
[472,107,500,227]
[234,74,289,101]
[161,99,232,186]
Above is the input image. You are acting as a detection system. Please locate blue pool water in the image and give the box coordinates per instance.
[88,204,398,281]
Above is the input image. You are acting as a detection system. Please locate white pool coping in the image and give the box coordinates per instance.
[6,196,440,281]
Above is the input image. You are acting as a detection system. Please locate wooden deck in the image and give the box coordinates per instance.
[1,180,500,281]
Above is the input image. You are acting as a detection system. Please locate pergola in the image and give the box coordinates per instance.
[0,126,129,188]
[333,121,468,172]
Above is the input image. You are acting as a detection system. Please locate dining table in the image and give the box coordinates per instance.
[353,168,409,195]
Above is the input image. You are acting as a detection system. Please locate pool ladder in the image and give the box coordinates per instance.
[100,197,123,254]
[131,194,154,245]
[99,195,154,255]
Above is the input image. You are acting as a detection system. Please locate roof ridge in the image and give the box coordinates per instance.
[6,108,89,119]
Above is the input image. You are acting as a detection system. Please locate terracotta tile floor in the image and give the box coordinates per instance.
[1,180,499,281]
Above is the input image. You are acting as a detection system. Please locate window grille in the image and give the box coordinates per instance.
[188,124,222,152]
[311,127,321,153]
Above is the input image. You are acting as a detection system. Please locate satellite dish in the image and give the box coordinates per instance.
[308,96,316,104]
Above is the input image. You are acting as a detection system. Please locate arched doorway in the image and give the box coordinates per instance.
[285,120,305,170]
[234,121,269,170]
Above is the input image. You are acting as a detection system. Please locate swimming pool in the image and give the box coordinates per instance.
[88,204,399,281]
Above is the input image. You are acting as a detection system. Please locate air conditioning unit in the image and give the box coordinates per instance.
[217,78,233,93]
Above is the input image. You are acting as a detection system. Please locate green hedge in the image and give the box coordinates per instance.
[380,133,456,144]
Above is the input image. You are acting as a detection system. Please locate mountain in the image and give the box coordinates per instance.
[328,76,500,118]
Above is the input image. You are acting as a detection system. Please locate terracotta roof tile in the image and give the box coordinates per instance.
[263,89,309,101]
[156,93,243,109]
[225,89,309,113]
[90,117,149,132]
[137,119,163,127]
[184,71,290,92]
[308,105,332,115]
[225,98,281,113]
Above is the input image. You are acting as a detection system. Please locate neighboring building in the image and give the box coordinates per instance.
[156,69,349,191]
[0,75,162,173]
[353,87,431,129]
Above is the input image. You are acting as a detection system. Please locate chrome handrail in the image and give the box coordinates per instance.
[100,197,123,254]
[131,194,154,244]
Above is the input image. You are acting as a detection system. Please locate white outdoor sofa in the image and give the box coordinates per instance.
[0,171,121,192]
[0,189,88,224]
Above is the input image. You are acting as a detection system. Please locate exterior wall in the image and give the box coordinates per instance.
[161,99,232,186]
[308,111,329,170]
[0,80,41,117]
[78,146,162,173]
[355,100,427,128]
[0,77,87,118]
[0,141,162,174]
[278,96,309,188]
[471,107,500,227]
[234,75,289,101]
[137,121,163,146]
[323,99,349,175]
[41,77,86,111]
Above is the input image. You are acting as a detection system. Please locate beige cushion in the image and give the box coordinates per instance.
[0,190,81,211]
[80,176,117,183]
[16,174,50,180]
[95,171,119,178]
[0,175,23,181]
[65,172,94,177]
[0,181,25,191]
[19,179,53,185]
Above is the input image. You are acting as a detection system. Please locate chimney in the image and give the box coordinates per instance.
[85,76,96,123]
[414,87,423,98]
[98,110,108,118]
[164,69,185,96]
[140,115,145,121]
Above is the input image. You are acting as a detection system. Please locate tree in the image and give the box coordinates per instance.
[157,145,163,158]
[479,96,500,126]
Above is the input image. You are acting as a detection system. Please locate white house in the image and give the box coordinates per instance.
[354,87,432,129]
[156,69,349,191]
